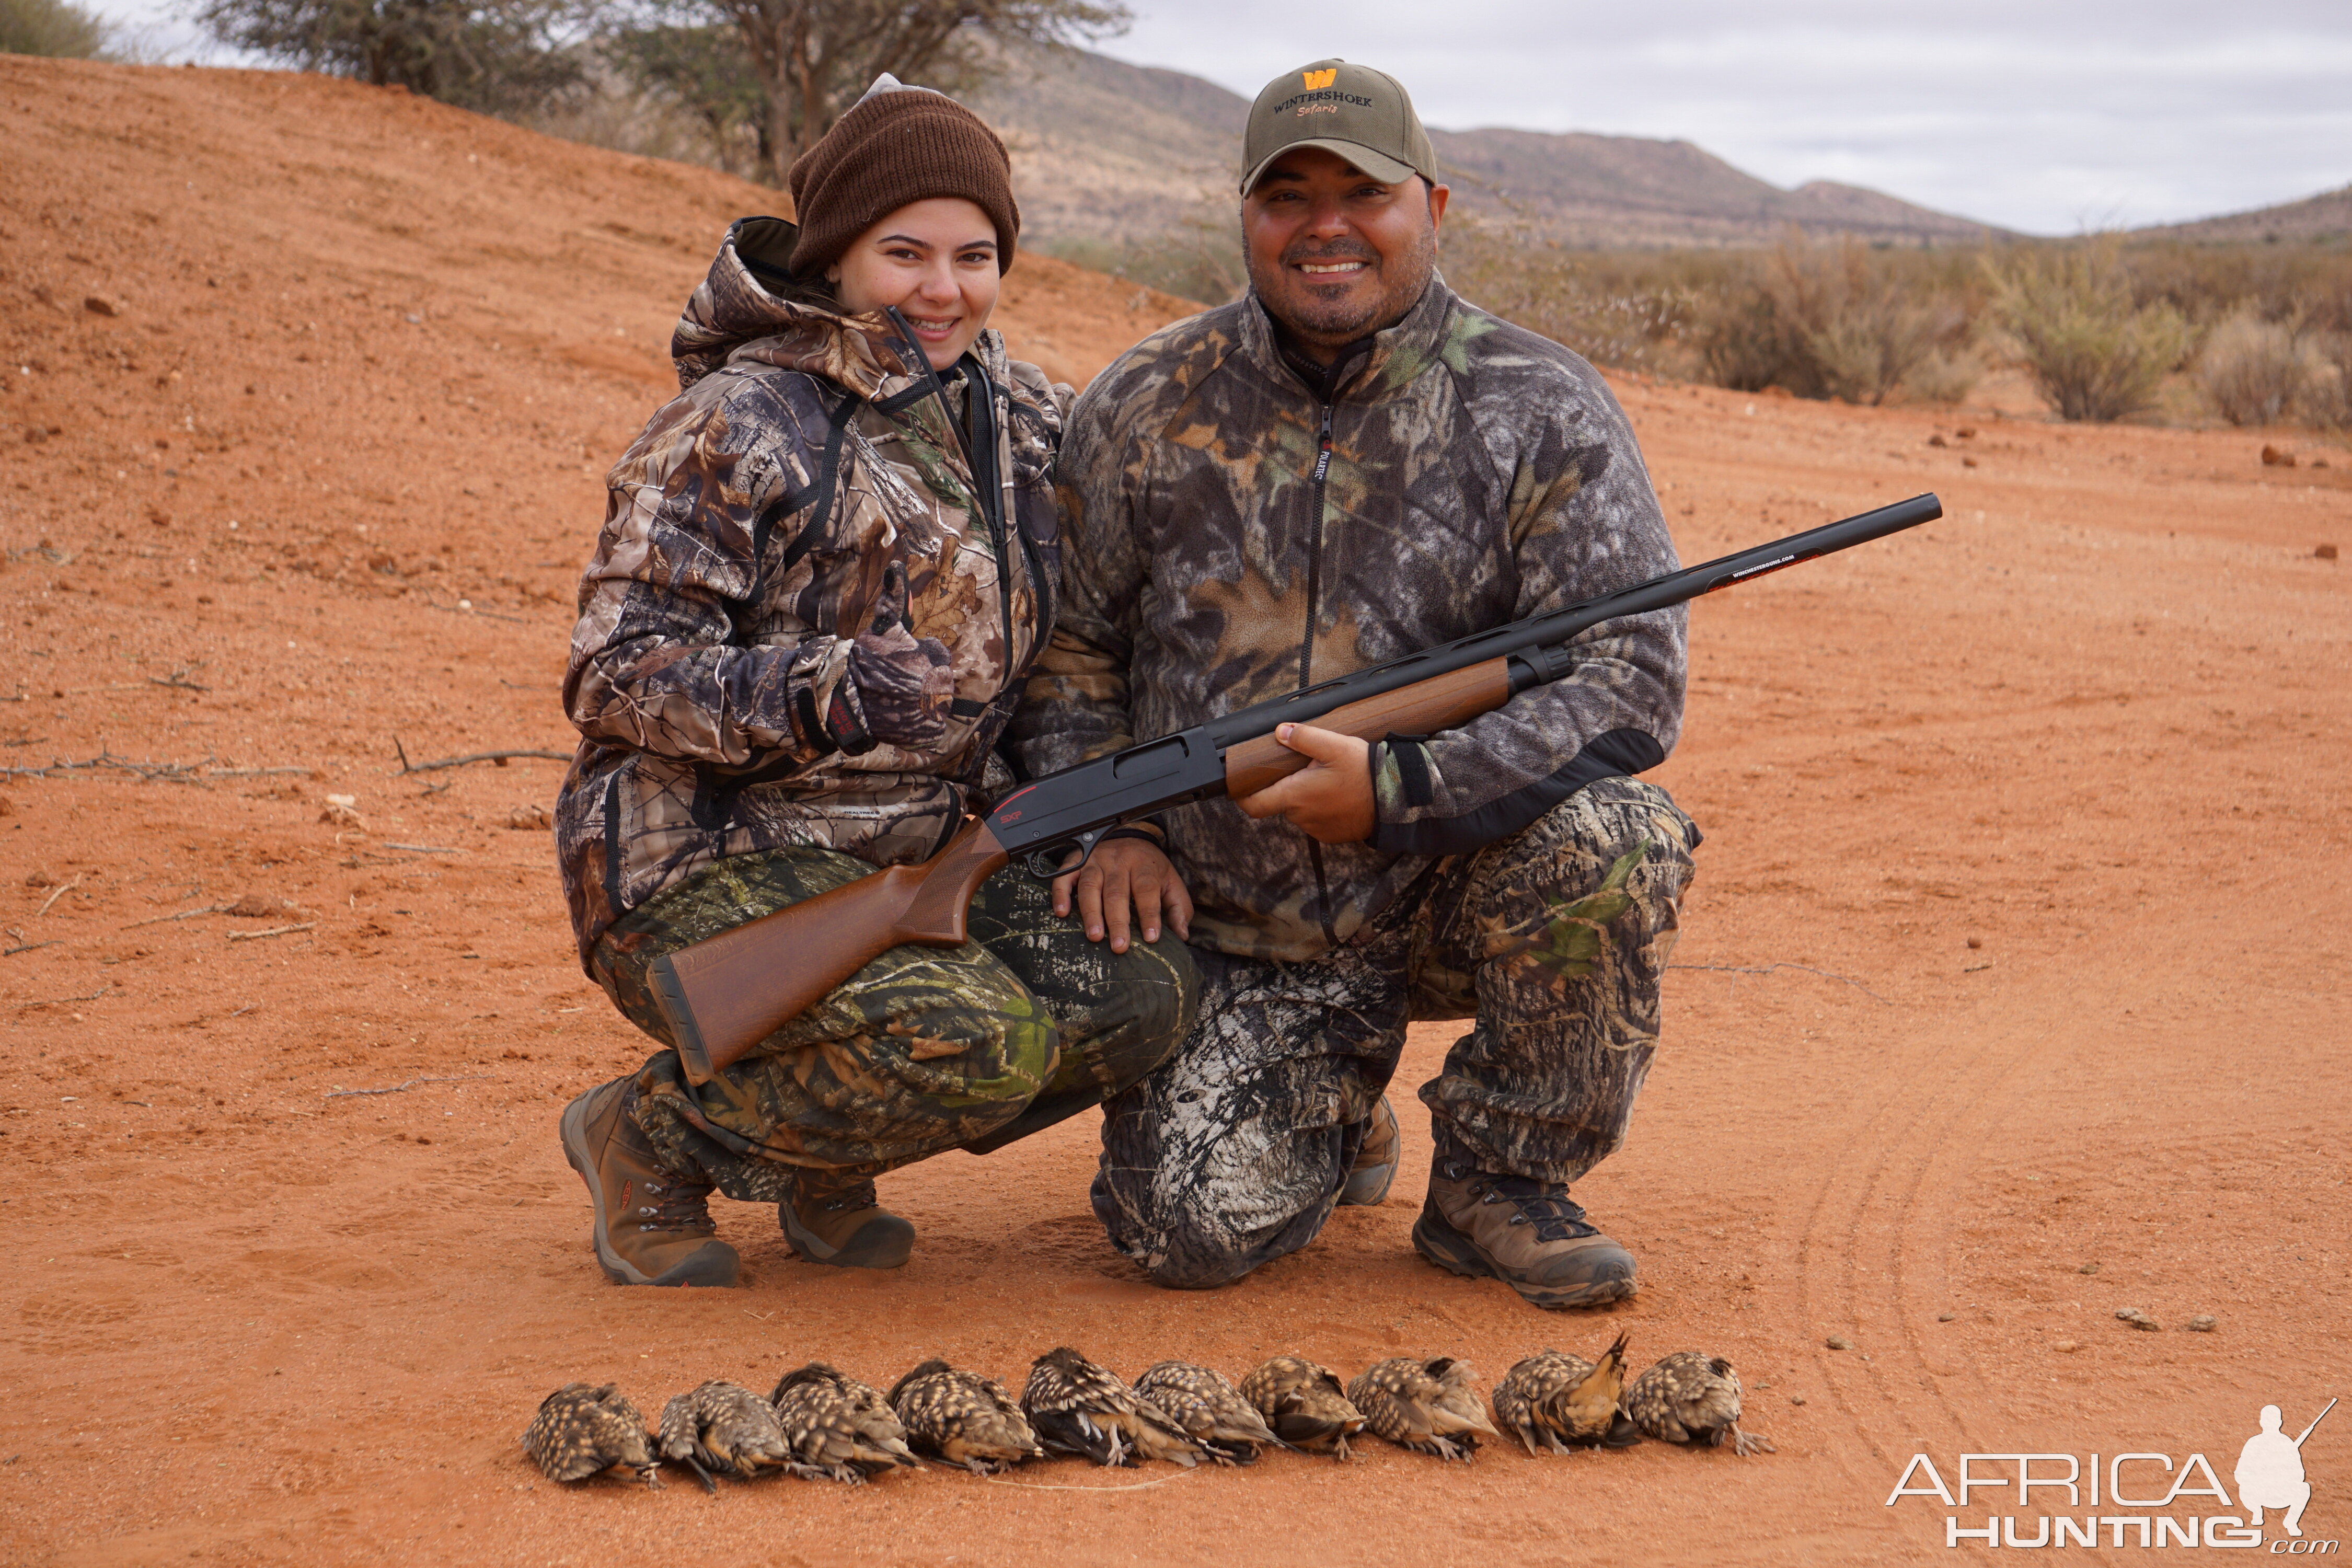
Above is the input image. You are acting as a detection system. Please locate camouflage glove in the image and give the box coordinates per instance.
[823,574,954,754]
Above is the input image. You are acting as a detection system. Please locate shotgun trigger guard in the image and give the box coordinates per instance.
[1022,827,1103,883]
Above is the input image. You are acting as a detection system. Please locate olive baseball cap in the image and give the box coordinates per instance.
[1241,59,1439,195]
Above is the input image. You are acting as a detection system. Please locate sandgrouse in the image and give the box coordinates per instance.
[1239,1355,1366,1461]
[1347,1356,1504,1461]
[1492,1332,1642,1455]
[1021,1347,1206,1468]
[658,1379,791,1492]
[769,1362,920,1483]
[521,1383,662,1489]
[1133,1360,1287,1464]
[887,1359,1045,1474]
[1621,1351,1774,1456]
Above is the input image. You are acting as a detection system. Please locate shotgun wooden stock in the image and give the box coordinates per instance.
[647,820,1010,1081]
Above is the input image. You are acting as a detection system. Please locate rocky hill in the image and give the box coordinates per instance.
[2134,182,2352,243]
[965,42,2001,249]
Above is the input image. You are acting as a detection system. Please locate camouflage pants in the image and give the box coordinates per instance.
[592,846,1198,1204]
[1093,777,1698,1289]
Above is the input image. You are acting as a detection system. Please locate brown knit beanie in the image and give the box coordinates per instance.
[787,83,1020,278]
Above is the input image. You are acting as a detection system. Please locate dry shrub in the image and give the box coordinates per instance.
[1691,234,1972,405]
[1986,243,2190,422]
[2195,312,2311,426]
[1441,215,1697,375]
[1903,345,1981,405]
[2300,333,2352,429]
[0,0,105,56]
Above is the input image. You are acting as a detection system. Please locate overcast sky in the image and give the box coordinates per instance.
[80,0,2351,236]
[1098,0,2352,234]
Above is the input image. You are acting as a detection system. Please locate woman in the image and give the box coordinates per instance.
[552,78,1196,1288]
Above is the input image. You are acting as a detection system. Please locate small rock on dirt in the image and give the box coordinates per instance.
[1790,1395,1806,1405]
[2319,544,2339,560]
[2116,1308,2161,1331]
[24,869,55,887]
[2054,1340,2081,1353]
[2078,1262,2100,1275]
[83,295,122,317]
[1825,1335,1852,1350]
[2262,444,2296,467]
[506,803,551,831]
[2187,1315,2217,1332]
[1937,1312,1956,1322]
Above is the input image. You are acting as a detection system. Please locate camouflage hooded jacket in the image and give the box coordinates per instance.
[556,216,1067,965]
[1009,278,1685,963]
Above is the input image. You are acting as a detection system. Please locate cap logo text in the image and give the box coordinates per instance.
[1300,68,1338,90]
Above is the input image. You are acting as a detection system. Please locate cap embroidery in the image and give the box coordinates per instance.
[1301,68,1337,90]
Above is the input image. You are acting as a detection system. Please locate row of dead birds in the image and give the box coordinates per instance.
[524,1334,1772,1492]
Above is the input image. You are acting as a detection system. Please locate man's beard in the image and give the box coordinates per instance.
[1247,218,1439,348]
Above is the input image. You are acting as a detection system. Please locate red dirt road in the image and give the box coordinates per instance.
[3,58,2348,1567]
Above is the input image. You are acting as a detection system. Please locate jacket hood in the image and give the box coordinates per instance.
[670,215,932,400]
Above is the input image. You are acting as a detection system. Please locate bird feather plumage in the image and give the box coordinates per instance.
[1133,1361,1286,1464]
[886,1359,1044,1475]
[1347,1356,1504,1461]
[657,1380,790,1492]
[1239,1355,1365,1461]
[770,1362,919,1483]
[1494,1332,1639,1455]
[520,1383,662,1488]
[1622,1352,1774,1456]
[1020,1347,1205,1468]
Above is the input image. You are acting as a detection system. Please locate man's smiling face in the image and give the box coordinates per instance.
[1242,146,1449,363]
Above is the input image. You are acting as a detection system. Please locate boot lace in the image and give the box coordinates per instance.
[1474,1174,1598,1243]
[817,1181,879,1215]
[636,1179,716,1235]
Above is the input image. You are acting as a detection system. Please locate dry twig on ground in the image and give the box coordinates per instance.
[392,736,571,775]
[325,1074,492,1099]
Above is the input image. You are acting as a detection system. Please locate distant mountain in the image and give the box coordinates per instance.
[2134,183,2352,243]
[964,42,2002,249]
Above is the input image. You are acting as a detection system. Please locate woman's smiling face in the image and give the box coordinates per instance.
[826,197,1001,370]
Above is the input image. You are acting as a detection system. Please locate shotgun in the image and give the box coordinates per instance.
[648,491,1943,1083]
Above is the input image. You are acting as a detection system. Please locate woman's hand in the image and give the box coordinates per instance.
[1233,723,1376,843]
[1053,837,1193,954]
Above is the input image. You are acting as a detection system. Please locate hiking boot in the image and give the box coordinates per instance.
[1337,1095,1400,1207]
[1412,1157,1636,1309]
[560,1077,740,1288]
[779,1177,915,1270]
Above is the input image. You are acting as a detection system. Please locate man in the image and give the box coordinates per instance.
[1010,59,1697,1309]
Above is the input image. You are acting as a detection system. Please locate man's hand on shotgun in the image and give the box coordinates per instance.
[1235,723,1375,844]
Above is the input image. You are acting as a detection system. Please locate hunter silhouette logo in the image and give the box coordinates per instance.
[2240,1399,2335,1538]
[1301,68,1338,90]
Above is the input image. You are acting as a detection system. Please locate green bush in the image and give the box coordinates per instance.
[1,0,107,57]
[196,0,585,114]
[1986,243,2192,422]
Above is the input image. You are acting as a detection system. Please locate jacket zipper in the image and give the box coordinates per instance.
[1297,397,1335,691]
[1302,394,1339,948]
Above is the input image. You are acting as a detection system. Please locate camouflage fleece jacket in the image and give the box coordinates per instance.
[556,216,1067,966]
[1009,278,1685,963]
